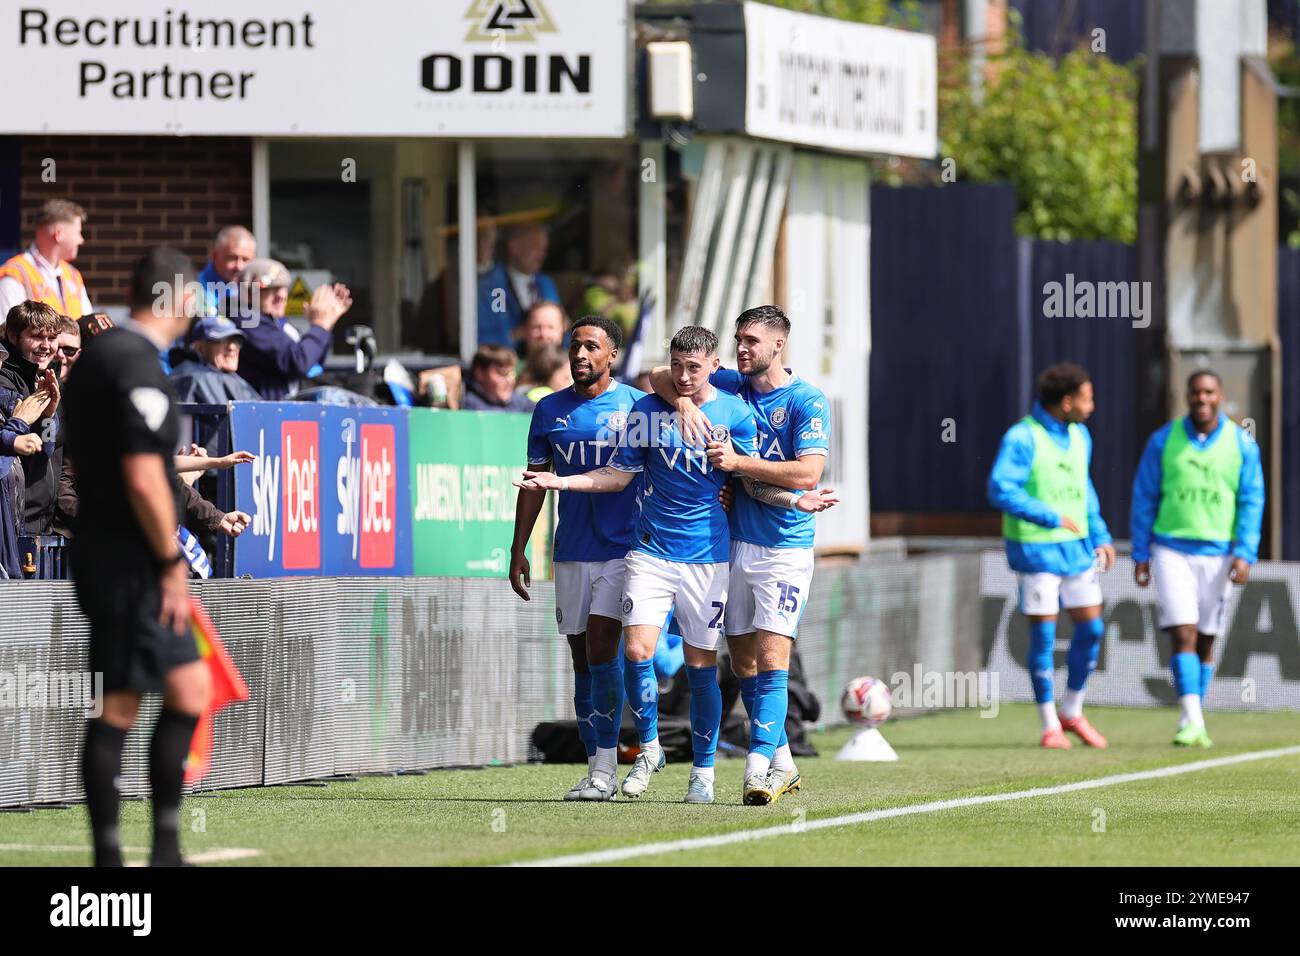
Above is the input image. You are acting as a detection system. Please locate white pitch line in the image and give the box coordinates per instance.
[0,844,263,864]
[513,744,1300,867]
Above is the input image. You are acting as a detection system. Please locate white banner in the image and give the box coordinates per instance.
[783,152,870,553]
[981,551,1300,710]
[743,2,937,158]
[0,0,628,137]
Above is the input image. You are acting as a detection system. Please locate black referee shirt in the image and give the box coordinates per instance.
[64,325,184,562]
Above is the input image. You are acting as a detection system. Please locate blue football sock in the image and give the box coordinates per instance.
[740,674,757,719]
[573,671,596,759]
[1172,651,1200,697]
[589,658,624,750]
[1199,661,1215,699]
[1066,617,1105,692]
[1028,619,1056,704]
[624,656,659,745]
[750,669,789,761]
[686,666,722,768]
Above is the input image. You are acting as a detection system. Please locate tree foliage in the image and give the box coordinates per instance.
[940,37,1139,242]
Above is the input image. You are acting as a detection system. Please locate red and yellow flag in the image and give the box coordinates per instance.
[185,596,250,785]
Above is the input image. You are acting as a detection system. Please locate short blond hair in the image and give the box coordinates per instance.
[35,199,87,228]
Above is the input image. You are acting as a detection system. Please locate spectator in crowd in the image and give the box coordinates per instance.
[0,301,66,534]
[0,447,21,578]
[57,315,81,384]
[0,199,93,323]
[415,220,500,356]
[196,225,257,319]
[78,313,114,341]
[517,343,572,403]
[51,316,112,539]
[581,260,639,339]
[477,221,558,348]
[236,258,352,401]
[169,316,261,403]
[1,331,54,574]
[520,300,567,362]
[462,345,534,412]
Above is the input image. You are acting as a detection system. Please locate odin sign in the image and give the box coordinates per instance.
[0,0,629,136]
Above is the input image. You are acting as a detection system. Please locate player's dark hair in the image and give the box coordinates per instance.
[670,326,718,357]
[129,246,196,313]
[1036,362,1091,406]
[571,314,622,351]
[735,304,790,337]
[1187,368,1221,391]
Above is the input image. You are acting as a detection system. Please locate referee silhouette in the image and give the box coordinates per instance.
[65,248,211,867]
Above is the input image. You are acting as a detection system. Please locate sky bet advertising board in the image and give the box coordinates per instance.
[231,403,412,577]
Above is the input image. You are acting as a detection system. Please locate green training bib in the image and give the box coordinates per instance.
[1152,417,1242,542]
[1002,415,1089,544]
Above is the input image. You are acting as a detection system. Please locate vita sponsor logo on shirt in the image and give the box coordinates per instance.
[250,422,320,569]
[336,420,396,568]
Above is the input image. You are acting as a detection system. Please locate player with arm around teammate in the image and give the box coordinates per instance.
[517,326,760,804]
[509,315,644,801]
[648,304,839,804]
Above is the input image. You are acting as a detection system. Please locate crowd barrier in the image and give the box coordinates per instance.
[3,552,1297,808]
[14,402,550,582]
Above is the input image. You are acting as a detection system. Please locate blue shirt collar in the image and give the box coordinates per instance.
[1030,401,1070,436]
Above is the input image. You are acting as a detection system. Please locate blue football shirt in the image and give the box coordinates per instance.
[711,368,830,549]
[611,388,759,563]
[526,381,646,562]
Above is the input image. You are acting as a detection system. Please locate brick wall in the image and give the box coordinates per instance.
[19,135,253,307]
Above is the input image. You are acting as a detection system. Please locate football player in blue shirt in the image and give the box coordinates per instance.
[650,305,839,805]
[510,316,645,801]
[517,326,760,804]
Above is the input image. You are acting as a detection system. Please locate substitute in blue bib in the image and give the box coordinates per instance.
[988,362,1115,751]
[1130,369,1264,750]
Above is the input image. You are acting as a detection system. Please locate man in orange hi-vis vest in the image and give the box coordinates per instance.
[0,198,93,324]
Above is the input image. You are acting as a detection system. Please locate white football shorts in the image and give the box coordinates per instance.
[552,559,626,636]
[1017,565,1102,615]
[724,540,815,639]
[621,550,728,651]
[1151,544,1234,635]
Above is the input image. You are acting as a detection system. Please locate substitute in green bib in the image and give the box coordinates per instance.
[988,364,1116,750]
[1130,370,1264,749]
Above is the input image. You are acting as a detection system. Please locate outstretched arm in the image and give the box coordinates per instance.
[739,475,838,512]
[514,465,636,494]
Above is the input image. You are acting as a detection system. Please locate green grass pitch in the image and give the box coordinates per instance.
[2,704,1297,866]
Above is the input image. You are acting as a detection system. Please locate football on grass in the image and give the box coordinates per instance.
[842,676,892,728]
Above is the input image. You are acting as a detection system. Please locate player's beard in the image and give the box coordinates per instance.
[572,363,602,386]
[743,348,775,377]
